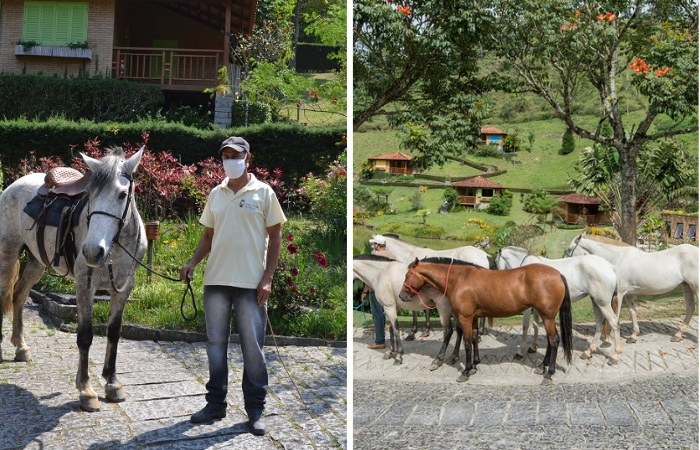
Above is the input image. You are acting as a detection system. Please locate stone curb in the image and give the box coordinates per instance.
[29,290,346,348]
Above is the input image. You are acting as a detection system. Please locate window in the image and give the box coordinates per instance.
[22,1,88,47]
[674,223,684,239]
[689,224,696,241]
[481,189,494,198]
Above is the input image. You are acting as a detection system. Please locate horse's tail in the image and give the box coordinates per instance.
[558,274,573,364]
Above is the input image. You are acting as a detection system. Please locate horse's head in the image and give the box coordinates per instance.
[81,147,144,268]
[564,233,586,258]
[399,258,427,302]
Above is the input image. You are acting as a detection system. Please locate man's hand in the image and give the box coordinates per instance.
[179,264,194,281]
[257,275,273,306]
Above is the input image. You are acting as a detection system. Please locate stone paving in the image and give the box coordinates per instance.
[353,317,699,449]
[0,302,347,449]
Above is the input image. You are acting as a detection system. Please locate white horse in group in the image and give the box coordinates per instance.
[497,246,622,363]
[566,234,698,343]
[353,254,461,369]
[370,234,494,332]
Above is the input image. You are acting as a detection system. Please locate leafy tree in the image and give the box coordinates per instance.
[353,0,490,168]
[559,128,575,155]
[442,187,459,211]
[502,132,522,153]
[487,190,513,216]
[523,189,559,223]
[487,0,698,243]
[569,139,696,228]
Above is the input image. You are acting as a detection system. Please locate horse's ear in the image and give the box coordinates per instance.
[123,146,145,175]
[80,152,101,172]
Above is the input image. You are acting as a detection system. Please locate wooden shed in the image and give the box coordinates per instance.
[559,193,609,225]
[367,151,415,175]
[661,211,697,243]
[480,126,508,146]
[452,176,504,208]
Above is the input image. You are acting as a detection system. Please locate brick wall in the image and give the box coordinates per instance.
[0,0,115,77]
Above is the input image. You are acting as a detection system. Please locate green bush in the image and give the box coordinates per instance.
[415,224,444,238]
[231,100,271,126]
[0,73,163,122]
[559,128,576,155]
[0,118,345,185]
[487,190,513,216]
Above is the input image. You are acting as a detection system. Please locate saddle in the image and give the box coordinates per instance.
[24,167,90,275]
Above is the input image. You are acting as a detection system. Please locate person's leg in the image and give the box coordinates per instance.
[232,288,268,419]
[191,285,233,423]
[369,292,385,345]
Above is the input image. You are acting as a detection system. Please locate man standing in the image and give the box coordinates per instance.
[180,136,286,436]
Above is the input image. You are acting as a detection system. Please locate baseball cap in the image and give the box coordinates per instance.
[219,136,250,154]
[369,236,386,246]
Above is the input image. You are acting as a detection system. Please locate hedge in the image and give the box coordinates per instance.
[0,73,163,122]
[0,118,345,184]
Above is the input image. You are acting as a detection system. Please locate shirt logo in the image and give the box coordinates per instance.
[239,198,261,213]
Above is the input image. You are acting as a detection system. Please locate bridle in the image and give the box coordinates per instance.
[402,259,453,309]
[565,235,582,258]
[85,171,139,293]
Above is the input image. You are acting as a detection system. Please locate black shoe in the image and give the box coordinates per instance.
[248,411,266,436]
[190,403,226,424]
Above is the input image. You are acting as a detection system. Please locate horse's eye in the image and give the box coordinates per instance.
[119,191,128,200]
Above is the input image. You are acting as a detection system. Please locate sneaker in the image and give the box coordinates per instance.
[247,411,266,436]
[190,403,226,424]
[367,343,385,350]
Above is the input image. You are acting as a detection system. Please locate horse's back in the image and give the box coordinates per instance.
[0,173,44,243]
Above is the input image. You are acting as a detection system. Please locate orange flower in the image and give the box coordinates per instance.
[630,58,650,74]
[597,12,616,21]
[396,5,410,16]
[654,67,669,77]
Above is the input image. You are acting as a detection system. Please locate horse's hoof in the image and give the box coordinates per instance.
[671,335,682,343]
[105,383,126,403]
[429,361,442,371]
[607,357,619,366]
[527,347,537,354]
[456,374,469,383]
[580,351,593,360]
[404,334,415,341]
[626,337,637,344]
[393,359,403,366]
[468,368,477,376]
[14,348,31,362]
[382,352,394,360]
[513,353,524,360]
[79,393,101,412]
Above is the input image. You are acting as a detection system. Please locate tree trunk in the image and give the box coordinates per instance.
[617,145,638,245]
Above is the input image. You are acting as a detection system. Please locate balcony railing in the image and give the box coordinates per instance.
[388,167,411,174]
[112,47,225,91]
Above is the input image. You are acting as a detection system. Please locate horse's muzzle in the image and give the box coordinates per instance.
[82,242,109,268]
[398,291,413,302]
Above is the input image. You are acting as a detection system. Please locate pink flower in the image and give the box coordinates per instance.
[287,244,299,254]
[286,233,294,242]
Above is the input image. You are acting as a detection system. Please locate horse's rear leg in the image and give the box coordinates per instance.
[0,258,20,362]
[10,255,44,362]
[596,301,622,365]
[430,313,453,371]
[446,316,463,365]
[421,309,431,338]
[672,282,696,342]
[581,301,604,360]
[624,294,640,343]
[456,317,474,383]
[102,294,130,403]
[405,312,418,341]
[537,318,559,381]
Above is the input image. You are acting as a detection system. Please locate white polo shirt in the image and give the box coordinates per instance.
[199,174,287,288]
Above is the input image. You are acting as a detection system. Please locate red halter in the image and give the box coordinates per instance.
[403,259,453,310]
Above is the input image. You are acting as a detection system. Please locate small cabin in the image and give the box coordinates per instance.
[367,151,415,175]
[452,176,504,208]
[480,126,508,146]
[661,211,697,243]
[558,193,609,225]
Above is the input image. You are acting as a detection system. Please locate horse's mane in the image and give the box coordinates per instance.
[86,147,127,196]
[354,254,395,262]
[420,256,483,268]
[582,234,630,247]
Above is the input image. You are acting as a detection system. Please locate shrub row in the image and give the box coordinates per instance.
[0,73,163,122]
[0,118,345,184]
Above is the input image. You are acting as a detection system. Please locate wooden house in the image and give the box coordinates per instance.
[480,126,508,146]
[367,151,415,175]
[558,193,609,225]
[661,211,697,243]
[0,1,256,93]
[452,176,504,208]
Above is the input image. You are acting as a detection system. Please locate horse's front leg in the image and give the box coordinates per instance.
[102,291,130,403]
[470,324,480,368]
[456,317,474,383]
[75,276,100,412]
[581,301,604,360]
[515,308,531,359]
[430,313,453,370]
[446,317,462,365]
[624,294,640,343]
[672,282,696,342]
[405,312,418,341]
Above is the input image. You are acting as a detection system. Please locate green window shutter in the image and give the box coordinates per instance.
[23,1,87,46]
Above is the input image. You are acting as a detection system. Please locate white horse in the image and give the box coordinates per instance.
[566,234,698,343]
[370,234,494,332]
[497,246,622,363]
[353,254,461,368]
[0,148,147,412]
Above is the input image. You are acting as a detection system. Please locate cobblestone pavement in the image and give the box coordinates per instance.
[353,317,698,450]
[0,302,347,449]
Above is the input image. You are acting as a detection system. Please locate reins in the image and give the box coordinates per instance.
[403,258,453,309]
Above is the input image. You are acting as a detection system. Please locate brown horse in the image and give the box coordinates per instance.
[400,257,572,382]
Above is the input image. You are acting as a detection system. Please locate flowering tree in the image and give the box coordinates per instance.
[486,0,698,243]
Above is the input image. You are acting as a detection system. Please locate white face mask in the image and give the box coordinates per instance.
[223,158,247,179]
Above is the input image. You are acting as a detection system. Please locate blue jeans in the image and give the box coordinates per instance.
[369,291,385,345]
[203,285,268,415]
